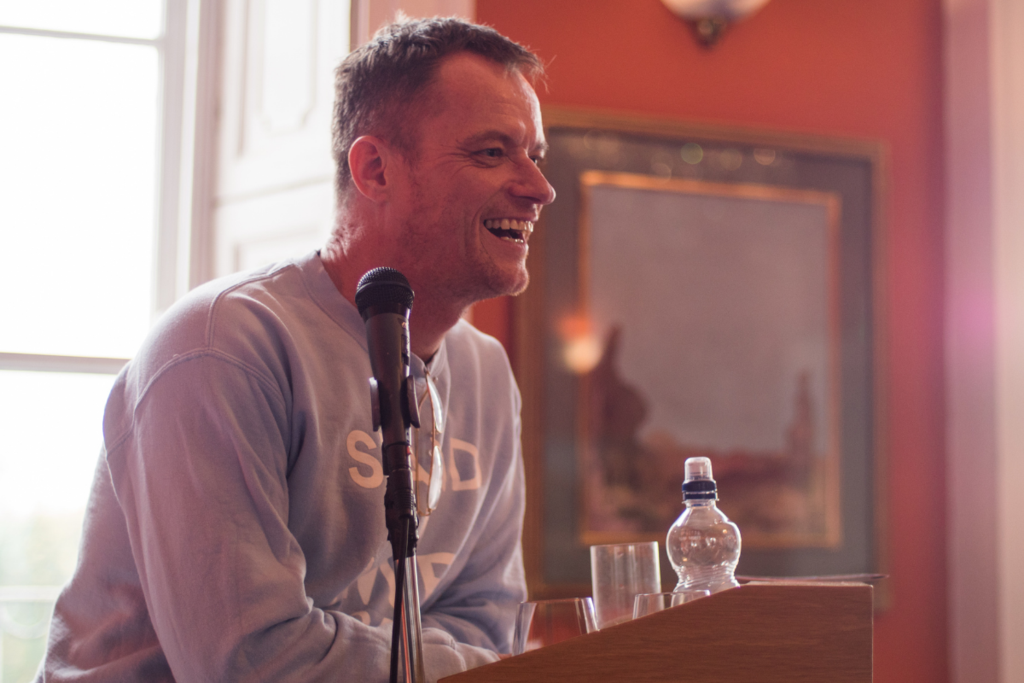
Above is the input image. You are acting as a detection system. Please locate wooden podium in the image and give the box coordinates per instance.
[440,583,873,683]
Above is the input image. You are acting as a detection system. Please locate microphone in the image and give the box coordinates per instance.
[355,267,419,453]
[355,268,422,540]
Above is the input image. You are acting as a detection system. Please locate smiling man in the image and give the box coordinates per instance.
[37,17,554,683]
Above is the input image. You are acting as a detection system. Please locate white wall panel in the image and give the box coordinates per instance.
[214,0,475,278]
[218,0,346,201]
[214,0,347,277]
[214,182,334,274]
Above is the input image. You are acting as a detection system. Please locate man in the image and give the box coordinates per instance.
[37,17,555,682]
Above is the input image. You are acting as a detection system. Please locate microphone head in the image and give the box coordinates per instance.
[355,267,414,320]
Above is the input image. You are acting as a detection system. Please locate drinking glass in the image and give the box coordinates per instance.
[632,590,710,619]
[512,597,598,655]
[590,542,661,629]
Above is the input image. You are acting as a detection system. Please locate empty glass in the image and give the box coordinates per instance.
[512,597,598,655]
[590,542,662,629]
[632,590,710,619]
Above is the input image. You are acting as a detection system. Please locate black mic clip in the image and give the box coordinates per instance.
[368,377,421,449]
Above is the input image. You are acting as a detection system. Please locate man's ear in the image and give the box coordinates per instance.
[348,136,394,203]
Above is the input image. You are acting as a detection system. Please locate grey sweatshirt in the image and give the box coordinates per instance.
[37,251,526,682]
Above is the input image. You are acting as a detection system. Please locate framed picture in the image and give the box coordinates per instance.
[516,107,887,599]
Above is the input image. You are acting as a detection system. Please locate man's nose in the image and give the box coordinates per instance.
[512,159,557,206]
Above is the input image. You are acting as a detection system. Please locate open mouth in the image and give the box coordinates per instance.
[484,218,533,243]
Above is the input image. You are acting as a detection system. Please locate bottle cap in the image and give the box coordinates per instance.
[682,456,717,500]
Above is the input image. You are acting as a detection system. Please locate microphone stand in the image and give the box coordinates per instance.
[379,429,427,683]
[393,516,425,683]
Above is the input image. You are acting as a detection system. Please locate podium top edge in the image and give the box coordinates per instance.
[742,581,874,587]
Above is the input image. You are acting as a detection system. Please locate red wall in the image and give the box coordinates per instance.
[473,1,948,681]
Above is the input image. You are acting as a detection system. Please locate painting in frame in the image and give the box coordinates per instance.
[515,107,887,600]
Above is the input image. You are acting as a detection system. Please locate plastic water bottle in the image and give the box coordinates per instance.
[666,456,741,594]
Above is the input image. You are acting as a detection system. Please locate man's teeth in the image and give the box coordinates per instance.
[483,219,534,242]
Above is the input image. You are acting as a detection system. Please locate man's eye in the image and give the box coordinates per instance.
[481,148,503,158]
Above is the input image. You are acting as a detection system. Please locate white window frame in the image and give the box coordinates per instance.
[0,1,219,673]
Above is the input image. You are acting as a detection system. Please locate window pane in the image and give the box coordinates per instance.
[0,34,157,358]
[0,0,162,40]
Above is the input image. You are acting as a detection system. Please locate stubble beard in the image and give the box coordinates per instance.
[437,255,530,310]
[402,211,531,310]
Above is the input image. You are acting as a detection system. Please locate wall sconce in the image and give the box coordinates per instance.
[661,0,771,47]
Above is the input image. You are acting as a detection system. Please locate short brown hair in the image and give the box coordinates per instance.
[331,17,543,202]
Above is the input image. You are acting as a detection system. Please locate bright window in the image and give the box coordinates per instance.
[0,35,158,359]
[0,2,167,680]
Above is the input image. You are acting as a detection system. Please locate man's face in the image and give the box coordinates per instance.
[384,52,556,305]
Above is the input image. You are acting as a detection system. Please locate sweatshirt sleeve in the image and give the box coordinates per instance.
[103,351,499,683]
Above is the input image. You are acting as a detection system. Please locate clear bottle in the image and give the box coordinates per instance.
[666,457,741,594]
